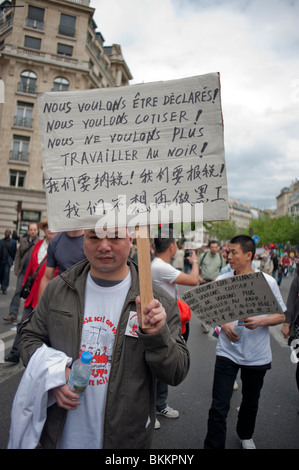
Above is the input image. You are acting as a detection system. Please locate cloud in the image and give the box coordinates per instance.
[90,0,299,210]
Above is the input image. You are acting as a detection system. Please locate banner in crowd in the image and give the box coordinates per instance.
[182,272,283,329]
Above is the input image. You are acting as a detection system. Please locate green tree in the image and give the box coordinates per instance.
[206,218,238,244]
[249,215,299,246]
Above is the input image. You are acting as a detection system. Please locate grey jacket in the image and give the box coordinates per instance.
[18,259,190,449]
[14,235,38,277]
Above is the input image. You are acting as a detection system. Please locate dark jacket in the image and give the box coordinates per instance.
[19,259,190,449]
[0,237,16,267]
[14,234,38,277]
[285,275,299,338]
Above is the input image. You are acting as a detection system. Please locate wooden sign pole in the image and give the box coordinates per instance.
[136,225,154,329]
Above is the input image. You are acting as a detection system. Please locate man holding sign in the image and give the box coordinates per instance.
[204,235,286,450]
[17,227,189,449]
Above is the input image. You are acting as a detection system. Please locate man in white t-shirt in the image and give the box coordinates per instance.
[151,229,199,426]
[19,227,189,449]
[204,235,286,450]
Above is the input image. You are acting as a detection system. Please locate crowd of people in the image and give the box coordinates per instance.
[253,249,298,285]
[0,223,298,449]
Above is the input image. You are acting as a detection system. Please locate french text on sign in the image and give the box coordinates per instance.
[38,73,228,232]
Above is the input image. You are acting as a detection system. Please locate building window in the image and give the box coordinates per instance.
[53,77,69,91]
[10,135,30,162]
[59,13,76,37]
[26,5,45,30]
[24,35,41,50]
[9,170,26,188]
[57,43,73,57]
[22,210,41,223]
[14,101,33,128]
[18,70,37,94]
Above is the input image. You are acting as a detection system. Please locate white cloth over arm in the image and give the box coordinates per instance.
[7,344,72,449]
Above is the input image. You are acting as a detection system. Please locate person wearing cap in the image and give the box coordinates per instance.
[3,222,39,323]
[5,220,57,363]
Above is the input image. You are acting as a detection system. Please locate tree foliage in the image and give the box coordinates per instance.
[249,215,299,246]
[205,218,238,244]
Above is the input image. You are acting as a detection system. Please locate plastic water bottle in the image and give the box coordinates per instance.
[231,321,244,347]
[67,351,93,399]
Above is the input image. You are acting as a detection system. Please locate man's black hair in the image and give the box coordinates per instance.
[208,239,219,247]
[230,235,256,261]
[154,228,175,254]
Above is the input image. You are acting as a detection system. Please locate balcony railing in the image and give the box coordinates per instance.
[25,17,44,31]
[13,115,33,128]
[4,44,90,70]
[0,17,13,35]
[17,81,36,94]
[65,0,90,5]
[10,151,29,163]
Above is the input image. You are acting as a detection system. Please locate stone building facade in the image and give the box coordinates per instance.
[0,0,132,236]
[276,179,299,217]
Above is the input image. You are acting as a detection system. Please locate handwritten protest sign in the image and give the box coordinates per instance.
[37,73,228,232]
[182,272,283,329]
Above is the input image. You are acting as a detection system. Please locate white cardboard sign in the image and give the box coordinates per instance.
[182,272,283,329]
[37,73,228,232]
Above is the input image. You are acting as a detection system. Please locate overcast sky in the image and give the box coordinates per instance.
[90,0,299,210]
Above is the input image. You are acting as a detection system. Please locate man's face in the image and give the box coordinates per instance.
[84,228,133,280]
[28,223,38,239]
[209,243,218,255]
[228,243,252,273]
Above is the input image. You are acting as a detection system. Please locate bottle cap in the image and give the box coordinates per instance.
[80,351,93,364]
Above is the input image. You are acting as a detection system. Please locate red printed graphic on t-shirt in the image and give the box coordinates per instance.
[79,315,117,387]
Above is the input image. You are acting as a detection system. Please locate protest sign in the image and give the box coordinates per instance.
[182,272,283,329]
[37,73,228,233]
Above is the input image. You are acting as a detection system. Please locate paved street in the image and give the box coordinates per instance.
[0,269,298,449]
[0,271,25,382]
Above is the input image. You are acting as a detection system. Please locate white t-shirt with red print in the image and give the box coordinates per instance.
[57,271,131,449]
